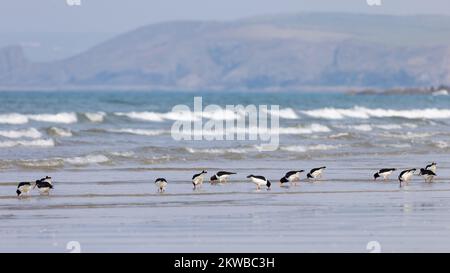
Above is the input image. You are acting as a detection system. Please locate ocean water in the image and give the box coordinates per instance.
[1,91,449,170]
[1,91,450,252]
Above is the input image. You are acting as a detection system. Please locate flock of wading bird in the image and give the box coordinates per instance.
[15,162,438,196]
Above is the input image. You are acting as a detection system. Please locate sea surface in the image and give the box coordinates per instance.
[1,91,450,252]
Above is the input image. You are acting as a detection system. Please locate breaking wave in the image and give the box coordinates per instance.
[47,127,73,137]
[64,154,110,165]
[0,139,55,148]
[0,112,77,124]
[83,112,106,123]
[280,144,341,153]
[115,107,299,123]
[108,128,167,136]
[302,107,450,120]
[0,128,42,139]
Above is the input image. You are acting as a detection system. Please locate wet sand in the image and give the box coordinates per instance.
[1,155,450,252]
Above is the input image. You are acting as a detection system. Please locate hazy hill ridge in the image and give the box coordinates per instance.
[1,13,450,91]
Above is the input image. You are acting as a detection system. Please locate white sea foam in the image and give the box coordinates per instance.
[263,108,299,119]
[0,113,28,124]
[0,128,42,139]
[302,107,450,120]
[375,124,402,130]
[48,127,73,137]
[302,107,370,119]
[186,143,341,154]
[28,112,78,123]
[185,147,250,154]
[280,144,341,153]
[386,143,412,148]
[84,112,106,122]
[116,107,299,123]
[0,112,77,124]
[185,124,330,136]
[329,132,351,138]
[109,128,166,136]
[0,139,55,148]
[337,124,401,132]
[116,112,165,122]
[432,141,449,149]
[64,155,110,165]
[163,110,200,121]
[350,124,373,132]
[276,124,331,134]
[432,89,448,96]
[402,123,418,129]
[110,151,135,157]
[17,159,63,168]
[380,132,433,139]
[201,109,241,121]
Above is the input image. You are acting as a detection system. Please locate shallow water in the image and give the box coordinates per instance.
[1,91,450,170]
[1,91,450,252]
[1,153,450,252]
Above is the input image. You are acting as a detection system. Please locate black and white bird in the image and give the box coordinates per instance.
[16,182,32,197]
[247,175,271,190]
[41,176,52,185]
[373,168,396,181]
[307,166,326,180]
[33,179,53,195]
[419,168,436,183]
[192,170,207,189]
[279,170,304,186]
[398,168,416,186]
[425,162,437,174]
[210,171,236,184]
[155,178,168,192]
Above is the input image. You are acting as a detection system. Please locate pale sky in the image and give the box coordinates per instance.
[1,0,449,33]
[0,0,449,61]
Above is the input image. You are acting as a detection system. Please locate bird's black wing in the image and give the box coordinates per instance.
[309,166,326,174]
[38,182,53,188]
[285,170,303,177]
[252,175,267,181]
[379,168,395,174]
[422,170,436,176]
[17,182,31,188]
[217,171,236,176]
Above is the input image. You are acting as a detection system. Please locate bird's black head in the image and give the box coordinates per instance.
[266,180,271,188]
[246,175,253,178]
[374,173,380,180]
[210,175,217,181]
[16,190,21,196]
[299,170,305,173]
[307,173,313,179]
[202,170,207,174]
